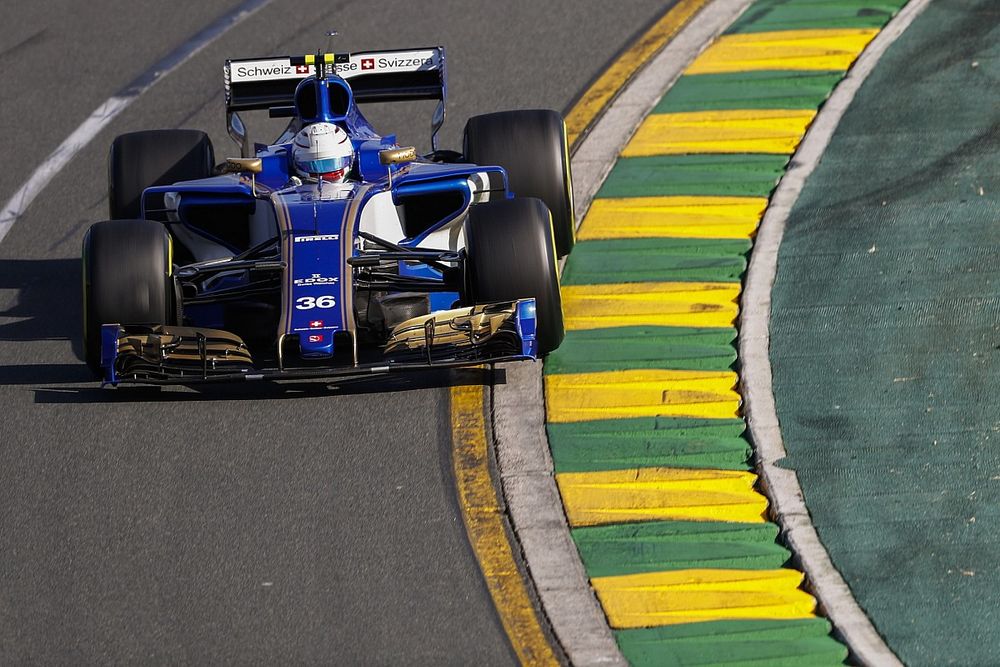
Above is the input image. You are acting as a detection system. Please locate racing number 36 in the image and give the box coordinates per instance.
[295,295,337,310]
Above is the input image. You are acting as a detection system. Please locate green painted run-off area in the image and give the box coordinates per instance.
[769,1,1000,664]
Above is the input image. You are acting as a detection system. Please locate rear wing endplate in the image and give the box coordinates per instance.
[225,47,447,148]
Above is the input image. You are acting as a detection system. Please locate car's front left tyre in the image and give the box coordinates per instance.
[463,110,576,259]
[464,197,565,355]
[108,129,215,220]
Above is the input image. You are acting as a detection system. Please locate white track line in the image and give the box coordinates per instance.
[739,1,931,665]
[0,0,274,244]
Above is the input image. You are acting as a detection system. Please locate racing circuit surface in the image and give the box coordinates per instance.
[0,1,672,662]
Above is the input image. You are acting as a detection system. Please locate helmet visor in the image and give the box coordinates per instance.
[297,154,352,175]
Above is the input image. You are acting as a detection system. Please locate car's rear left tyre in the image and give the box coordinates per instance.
[82,220,175,375]
[463,109,576,258]
[108,129,215,219]
[464,198,564,355]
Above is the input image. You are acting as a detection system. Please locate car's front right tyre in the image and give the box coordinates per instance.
[82,220,175,376]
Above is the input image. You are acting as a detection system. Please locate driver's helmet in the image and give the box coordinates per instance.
[292,122,353,181]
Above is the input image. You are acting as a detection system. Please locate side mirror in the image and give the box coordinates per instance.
[222,157,263,174]
[379,147,417,166]
[431,101,445,152]
[227,111,250,156]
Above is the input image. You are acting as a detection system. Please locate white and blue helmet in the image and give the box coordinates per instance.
[292,122,353,181]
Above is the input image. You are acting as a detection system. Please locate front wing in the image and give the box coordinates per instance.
[98,299,537,386]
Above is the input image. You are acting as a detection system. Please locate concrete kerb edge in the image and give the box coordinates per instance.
[738,1,932,665]
[490,0,755,664]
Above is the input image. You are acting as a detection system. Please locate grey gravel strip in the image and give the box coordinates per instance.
[490,1,755,664]
[492,361,624,666]
[739,1,932,665]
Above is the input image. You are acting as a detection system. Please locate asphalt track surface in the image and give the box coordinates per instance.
[0,1,672,663]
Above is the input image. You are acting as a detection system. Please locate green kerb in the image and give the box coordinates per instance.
[562,238,750,286]
[597,154,787,199]
[539,0,900,662]
[573,521,790,576]
[545,327,738,374]
[655,71,845,112]
[547,416,750,473]
[727,0,908,33]
[616,618,847,666]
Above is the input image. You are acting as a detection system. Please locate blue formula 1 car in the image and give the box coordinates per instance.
[82,46,575,385]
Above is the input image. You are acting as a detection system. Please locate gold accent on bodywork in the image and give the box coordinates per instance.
[379,147,417,165]
[222,157,263,174]
[384,303,519,354]
[222,157,263,196]
[115,325,253,369]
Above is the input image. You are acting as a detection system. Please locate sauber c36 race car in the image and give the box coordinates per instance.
[82,46,575,385]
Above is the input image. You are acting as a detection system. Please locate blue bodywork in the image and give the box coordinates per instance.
[97,47,537,384]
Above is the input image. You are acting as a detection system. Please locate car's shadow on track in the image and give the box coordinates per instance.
[0,257,509,401]
[0,258,81,345]
[0,258,83,344]
[1,364,95,385]
[31,366,504,404]
[0,257,94,385]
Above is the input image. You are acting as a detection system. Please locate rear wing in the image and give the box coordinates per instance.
[224,47,447,148]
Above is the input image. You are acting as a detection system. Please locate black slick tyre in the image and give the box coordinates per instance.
[108,129,215,219]
[464,198,564,355]
[463,110,576,258]
[82,220,175,375]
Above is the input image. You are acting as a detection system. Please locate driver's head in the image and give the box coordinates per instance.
[292,122,353,182]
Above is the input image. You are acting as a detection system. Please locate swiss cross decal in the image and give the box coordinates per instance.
[361,58,375,70]
[295,64,310,74]
[309,320,324,328]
